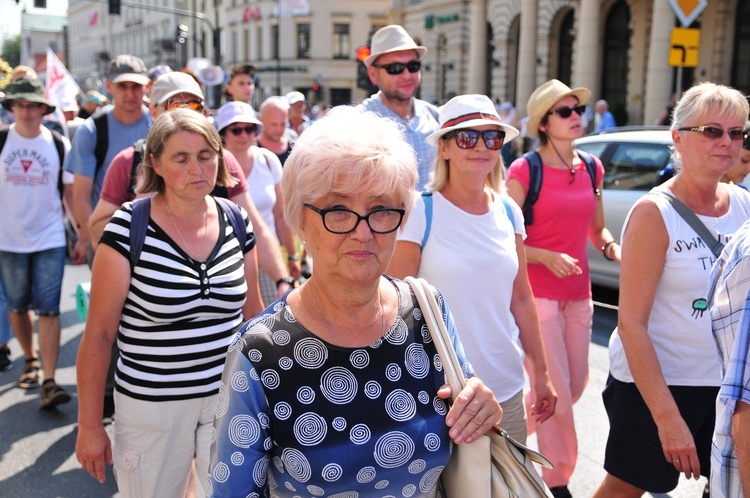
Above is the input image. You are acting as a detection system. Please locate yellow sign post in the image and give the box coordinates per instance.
[669,28,700,67]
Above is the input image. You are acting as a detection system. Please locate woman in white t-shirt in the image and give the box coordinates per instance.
[592,83,750,497]
[216,102,300,305]
[388,94,557,444]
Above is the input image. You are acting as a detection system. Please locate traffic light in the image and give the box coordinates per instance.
[108,0,121,15]
[312,82,322,101]
[175,24,189,44]
[355,43,378,93]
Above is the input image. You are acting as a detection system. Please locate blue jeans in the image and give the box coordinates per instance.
[0,247,66,316]
[0,280,10,344]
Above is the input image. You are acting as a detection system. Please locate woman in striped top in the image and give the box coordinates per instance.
[74,109,264,497]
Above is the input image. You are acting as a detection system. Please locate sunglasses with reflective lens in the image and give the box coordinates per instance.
[373,61,421,75]
[445,129,505,150]
[227,125,258,136]
[547,104,587,119]
[678,125,747,141]
[166,99,204,112]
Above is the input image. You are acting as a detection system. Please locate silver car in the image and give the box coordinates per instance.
[575,128,674,289]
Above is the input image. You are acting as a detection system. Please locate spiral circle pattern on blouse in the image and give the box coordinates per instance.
[279,356,293,370]
[293,411,328,446]
[307,484,325,496]
[424,433,441,451]
[321,462,343,482]
[230,370,249,392]
[420,323,431,343]
[385,389,417,422]
[252,455,269,486]
[433,397,448,415]
[216,384,229,418]
[294,337,328,369]
[385,363,401,381]
[248,348,262,362]
[357,466,377,483]
[297,385,315,404]
[404,343,430,379]
[261,368,281,389]
[418,390,429,404]
[227,414,261,448]
[282,447,312,482]
[274,401,292,420]
[349,423,371,444]
[364,380,381,399]
[320,366,358,404]
[373,431,415,468]
[403,483,417,497]
[332,416,347,431]
[386,317,408,345]
[212,461,230,483]
[408,459,426,473]
[375,479,389,489]
[419,467,443,492]
[349,349,369,369]
[230,451,244,466]
[273,329,291,345]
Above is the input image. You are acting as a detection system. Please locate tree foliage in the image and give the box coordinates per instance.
[2,35,21,68]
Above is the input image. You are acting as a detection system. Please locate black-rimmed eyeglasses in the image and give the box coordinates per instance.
[444,129,505,150]
[372,61,421,75]
[304,204,405,234]
[677,126,747,141]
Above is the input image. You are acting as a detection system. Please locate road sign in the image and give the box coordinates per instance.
[668,0,708,27]
[669,28,700,67]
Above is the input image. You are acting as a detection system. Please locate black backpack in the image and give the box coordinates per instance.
[0,128,66,198]
[520,150,599,226]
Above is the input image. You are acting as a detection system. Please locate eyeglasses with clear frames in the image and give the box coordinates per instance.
[677,125,747,141]
[304,204,405,234]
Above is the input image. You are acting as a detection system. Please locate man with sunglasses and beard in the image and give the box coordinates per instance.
[359,24,439,190]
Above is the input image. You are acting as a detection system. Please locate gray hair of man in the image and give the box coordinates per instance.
[670,82,750,168]
[281,105,418,235]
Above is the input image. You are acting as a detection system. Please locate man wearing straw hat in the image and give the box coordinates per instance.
[359,24,439,190]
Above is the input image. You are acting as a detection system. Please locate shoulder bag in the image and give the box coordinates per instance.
[404,276,554,498]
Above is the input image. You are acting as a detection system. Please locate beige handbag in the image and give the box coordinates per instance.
[405,277,554,498]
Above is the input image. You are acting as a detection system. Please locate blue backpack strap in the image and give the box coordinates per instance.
[500,196,516,232]
[521,151,542,226]
[576,149,601,199]
[420,190,433,251]
[129,196,151,270]
[214,196,247,250]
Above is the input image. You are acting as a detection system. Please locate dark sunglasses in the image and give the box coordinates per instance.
[226,124,258,136]
[677,125,747,141]
[445,129,505,150]
[372,60,421,75]
[547,104,586,119]
[166,99,204,112]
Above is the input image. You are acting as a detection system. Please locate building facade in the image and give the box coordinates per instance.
[390,0,750,125]
[65,0,749,123]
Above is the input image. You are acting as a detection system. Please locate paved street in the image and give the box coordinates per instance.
[0,262,708,497]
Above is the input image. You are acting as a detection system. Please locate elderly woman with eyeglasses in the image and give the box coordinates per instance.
[216,101,300,305]
[592,83,750,498]
[388,94,557,446]
[506,79,620,497]
[208,106,501,497]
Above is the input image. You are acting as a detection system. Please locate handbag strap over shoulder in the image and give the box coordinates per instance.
[652,190,724,258]
[405,277,465,395]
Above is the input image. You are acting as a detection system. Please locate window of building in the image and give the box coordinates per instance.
[333,23,350,59]
[297,23,310,59]
[601,0,631,124]
[557,10,574,86]
[34,0,46,8]
[272,24,279,60]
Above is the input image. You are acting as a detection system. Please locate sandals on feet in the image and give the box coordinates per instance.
[18,359,40,389]
[39,380,71,409]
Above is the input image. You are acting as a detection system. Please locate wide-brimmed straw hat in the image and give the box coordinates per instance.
[363,25,427,68]
[526,79,591,138]
[1,77,55,115]
[426,94,519,147]
[215,101,264,135]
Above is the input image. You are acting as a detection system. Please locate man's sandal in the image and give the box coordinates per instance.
[18,359,40,389]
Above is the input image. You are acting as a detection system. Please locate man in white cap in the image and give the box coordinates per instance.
[285,91,312,136]
[64,54,153,260]
[359,24,439,190]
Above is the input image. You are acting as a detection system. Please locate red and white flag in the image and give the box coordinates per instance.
[45,48,81,110]
[88,10,99,27]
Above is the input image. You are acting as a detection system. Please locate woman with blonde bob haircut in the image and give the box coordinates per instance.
[76,109,263,497]
[593,82,750,497]
[209,105,502,497]
[389,94,557,446]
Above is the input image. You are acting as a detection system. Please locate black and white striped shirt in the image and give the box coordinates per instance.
[100,198,255,402]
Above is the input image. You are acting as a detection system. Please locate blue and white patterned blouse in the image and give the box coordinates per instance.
[208,277,473,498]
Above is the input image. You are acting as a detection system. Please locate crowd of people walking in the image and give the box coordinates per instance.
[2,22,750,498]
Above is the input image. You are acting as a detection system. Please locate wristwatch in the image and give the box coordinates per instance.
[287,253,300,261]
[276,276,295,289]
